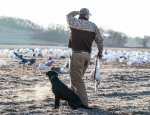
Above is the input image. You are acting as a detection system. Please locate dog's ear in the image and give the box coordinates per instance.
[54,72,58,77]
[46,72,48,76]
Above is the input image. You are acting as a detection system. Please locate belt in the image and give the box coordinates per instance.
[72,49,89,53]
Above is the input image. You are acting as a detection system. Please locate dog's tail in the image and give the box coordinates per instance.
[81,104,93,109]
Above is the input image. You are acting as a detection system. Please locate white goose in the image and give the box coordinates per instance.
[0,60,6,70]
[87,58,103,91]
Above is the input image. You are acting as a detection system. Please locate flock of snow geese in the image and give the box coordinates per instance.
[0,34,149,91]
[0,48,149,67]
[0,48,72,72]
[0,46,150,91]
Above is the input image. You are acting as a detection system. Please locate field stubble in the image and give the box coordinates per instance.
[0,46,150,115]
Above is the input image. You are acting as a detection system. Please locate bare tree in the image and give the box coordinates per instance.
[143,36,150,47]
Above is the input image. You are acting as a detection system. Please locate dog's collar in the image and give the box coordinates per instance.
[50,75,56,81]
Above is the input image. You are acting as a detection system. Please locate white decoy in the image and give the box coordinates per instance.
[25,48,30,53]
[48,48,54,55]
[0,60,6,70]
[103,34,111,38]
[34,49,42,55]
[123,51,128,55]
[19,48,23,54]
[48,51,53,55]
[22,49,26,54]
[119,58,125,63]
[65,59,69,68]
[125,52,130,59]
[2,50,8,56]
[57,49,64,56]
[144,51,149,57]
[142,57,148,63]
[9,51,16,58]
[13,49,19,54]
[107,55,112,62]
[147,57,150,63]
[127,61,133,66]
[128,56,135,62]
[51,51,56,57]
[133,57,142,64]
[91,54,95,60]
[60,65,65,73]
[102,53,108,59]
[42,49,48,56]
[63,50,70,56]
[29,51,33,56]
[60,67,65,73]
[39,64,45,70]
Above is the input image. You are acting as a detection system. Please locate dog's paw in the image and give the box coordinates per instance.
[52,106,59,109]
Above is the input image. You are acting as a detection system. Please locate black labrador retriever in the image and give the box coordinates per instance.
[46,71,92,109]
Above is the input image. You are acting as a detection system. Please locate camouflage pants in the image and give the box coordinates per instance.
[69,52,91,105]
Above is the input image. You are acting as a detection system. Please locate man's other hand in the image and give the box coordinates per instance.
[96,52,103,59]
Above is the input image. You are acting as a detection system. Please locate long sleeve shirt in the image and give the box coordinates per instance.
[66,11,103,53]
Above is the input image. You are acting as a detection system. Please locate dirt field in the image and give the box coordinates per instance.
[0,45,150,115]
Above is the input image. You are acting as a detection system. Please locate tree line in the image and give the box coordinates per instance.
[0,16,149,47]
[0,16,43,31]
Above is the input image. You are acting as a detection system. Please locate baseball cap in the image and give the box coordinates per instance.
[79,8,91,16]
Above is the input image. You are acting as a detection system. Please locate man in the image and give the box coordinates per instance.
[66,8,103,107]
